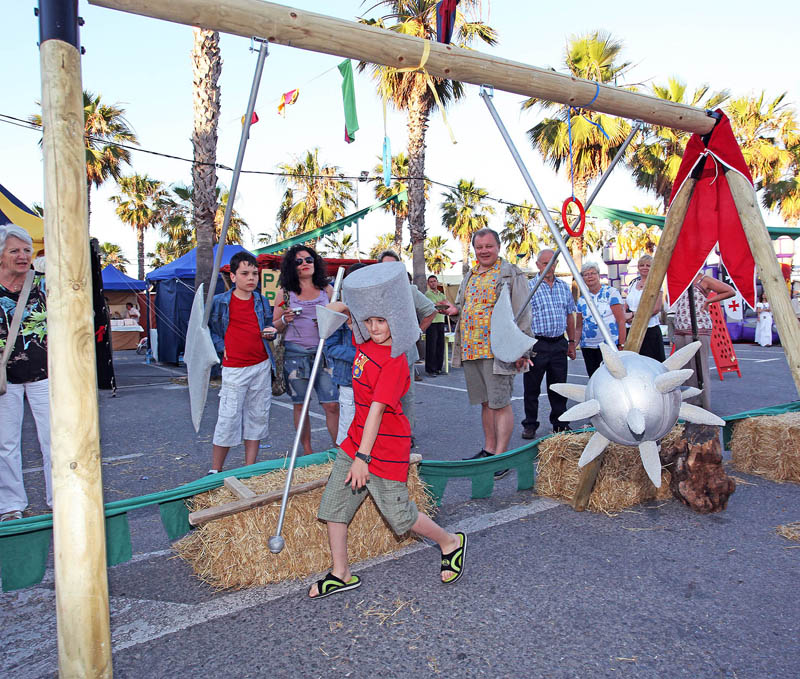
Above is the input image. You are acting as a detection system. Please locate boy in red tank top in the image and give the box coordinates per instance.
[309,303,467,599]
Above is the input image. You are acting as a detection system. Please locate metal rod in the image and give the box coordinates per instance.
[480,87,618,349]
[687,279,704,392]
[513,121,643,323]
[269,266,346,553]
[202,38,268,327]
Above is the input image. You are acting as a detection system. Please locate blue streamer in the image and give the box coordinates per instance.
[382,136,392,188]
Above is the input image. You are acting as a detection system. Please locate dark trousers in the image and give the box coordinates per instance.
[639,324,666,362]
[425,322,445,373]
[522,336,569,431]
[582,347,603,376]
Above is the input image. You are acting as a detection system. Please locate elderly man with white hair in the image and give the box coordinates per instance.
[0,225,51,521]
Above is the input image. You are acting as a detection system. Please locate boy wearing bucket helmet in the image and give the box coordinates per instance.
[309,262,466,599]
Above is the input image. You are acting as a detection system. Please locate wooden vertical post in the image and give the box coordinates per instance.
[727,171,800,395]
[571,178,697,511]
[39,1,113,676]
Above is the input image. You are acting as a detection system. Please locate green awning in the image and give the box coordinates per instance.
[254,191,407,255]
[588,205,800,241]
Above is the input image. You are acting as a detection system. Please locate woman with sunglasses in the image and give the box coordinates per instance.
[274,245,339,454]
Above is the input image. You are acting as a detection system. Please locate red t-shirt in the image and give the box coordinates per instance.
[341,339,411,481]
[222,293,268,368]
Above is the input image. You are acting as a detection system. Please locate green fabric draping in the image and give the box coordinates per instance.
[253,192,407,255]
[338,59,359,143]
[721,400,800,449]
[588,205,800,240]
[0,451,335,592]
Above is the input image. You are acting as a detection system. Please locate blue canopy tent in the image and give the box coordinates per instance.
[101,264,147,291]
[145,245,252,364]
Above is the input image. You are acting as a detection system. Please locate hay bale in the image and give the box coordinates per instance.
[730,413,800,483]
[536,427,683,513]
[174,462,434,589]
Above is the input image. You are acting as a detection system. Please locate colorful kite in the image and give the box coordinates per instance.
[277,89,299,116]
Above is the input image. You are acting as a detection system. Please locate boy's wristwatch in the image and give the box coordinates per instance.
[355,452,372,464]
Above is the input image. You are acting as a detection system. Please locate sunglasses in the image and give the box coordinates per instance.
[294,256,314,266]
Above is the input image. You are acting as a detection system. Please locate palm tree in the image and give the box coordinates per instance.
[522,31,634,266]
[320,232,358,258]
[501,201,554,265]
[110,174,168,279]
[440,179,496,274]
[615,223,661,259]
[630,78,729,210]
[99,242,130,273]
[371,152,410,251]
[424,235,452,275]
[147,240,185,269]
[359,1,497,287]
[30,90,138,226]
[191,27,222,293]
[726,92,799,189]
[277,148,355,237]
[163,184,249,248]
[368,232,397,259]
[763,155,800,224]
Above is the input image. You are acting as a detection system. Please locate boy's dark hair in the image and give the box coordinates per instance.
[345,261,368,277]
[278,244,329,293]
[229,251,259,275]
[378,249,401,262]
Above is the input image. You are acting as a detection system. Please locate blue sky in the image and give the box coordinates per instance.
[2,1,798,272]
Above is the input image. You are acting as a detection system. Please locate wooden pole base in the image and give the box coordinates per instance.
[40,37,112,677]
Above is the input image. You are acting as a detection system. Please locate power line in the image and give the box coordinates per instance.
[0,111,577,220]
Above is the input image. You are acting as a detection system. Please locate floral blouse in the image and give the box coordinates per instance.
[0,274,48,384]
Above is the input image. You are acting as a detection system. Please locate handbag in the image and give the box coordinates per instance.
[0,270,36,396]
[268,288,289,397]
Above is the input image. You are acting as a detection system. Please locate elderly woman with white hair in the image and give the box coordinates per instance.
[575,261,627,377]
[0,225,51,521]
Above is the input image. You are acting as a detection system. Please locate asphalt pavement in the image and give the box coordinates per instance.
[3,342,799,678]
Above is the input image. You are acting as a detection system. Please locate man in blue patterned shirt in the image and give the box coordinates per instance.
[521,249,577,439]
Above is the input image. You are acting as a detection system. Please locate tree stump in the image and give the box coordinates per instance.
[660,424,735,513]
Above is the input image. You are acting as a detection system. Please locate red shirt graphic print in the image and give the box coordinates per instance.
[341,339,411,481]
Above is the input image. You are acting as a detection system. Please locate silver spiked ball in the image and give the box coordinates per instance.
[550,341,725,487]
[268,535,285,553]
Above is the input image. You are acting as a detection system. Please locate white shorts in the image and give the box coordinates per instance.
[213,360,272,447]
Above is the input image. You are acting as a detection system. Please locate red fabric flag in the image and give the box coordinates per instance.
[240,111,260,125]
[666,111,757,310]
[436,0,459,44]
[277,89,299,116]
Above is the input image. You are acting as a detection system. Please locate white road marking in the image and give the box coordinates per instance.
[2,498,561,677]
[23,453,145,475]
[271,400,325,420]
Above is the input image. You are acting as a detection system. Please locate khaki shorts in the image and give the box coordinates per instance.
[462,358,514,409]
[317,449,418,535]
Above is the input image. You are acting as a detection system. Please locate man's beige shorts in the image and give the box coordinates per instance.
[317,449,418,535]
[462,358,514,409]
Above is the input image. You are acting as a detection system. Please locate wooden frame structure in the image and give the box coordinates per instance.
[37,0,799,674]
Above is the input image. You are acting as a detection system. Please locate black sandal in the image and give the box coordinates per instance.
[441,532,467,584]
[309,572,361,599]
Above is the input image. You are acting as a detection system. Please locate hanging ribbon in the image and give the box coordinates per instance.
[382,93,392,188]
[338,60,359,143]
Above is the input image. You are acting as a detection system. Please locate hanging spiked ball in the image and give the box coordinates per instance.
[550,342,725,488]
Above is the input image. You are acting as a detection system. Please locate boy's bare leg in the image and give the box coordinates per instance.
[321,401,340,445]
[481,402,496,453]
[492,404,514,455]
[309,521,351,597]
[243,439,259,466]
[411,514,461,582]
[211,445,229,472]
[293,404,313,454]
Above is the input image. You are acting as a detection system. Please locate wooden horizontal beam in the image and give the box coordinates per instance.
[89,0,715,135]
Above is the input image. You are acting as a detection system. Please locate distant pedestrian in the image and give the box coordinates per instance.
[423,274,456,376]
[755,293,773,347]
[521,249,577,440]
[672,272,735,410]
[576,262,627,376]
[125,302,140,323]
[207,251,276,473]
[623,254,665,362]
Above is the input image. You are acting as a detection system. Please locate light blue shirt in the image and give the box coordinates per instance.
[529,275,576,337]
[577,284,622,348]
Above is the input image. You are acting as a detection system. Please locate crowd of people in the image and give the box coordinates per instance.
[0,221,749,529]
